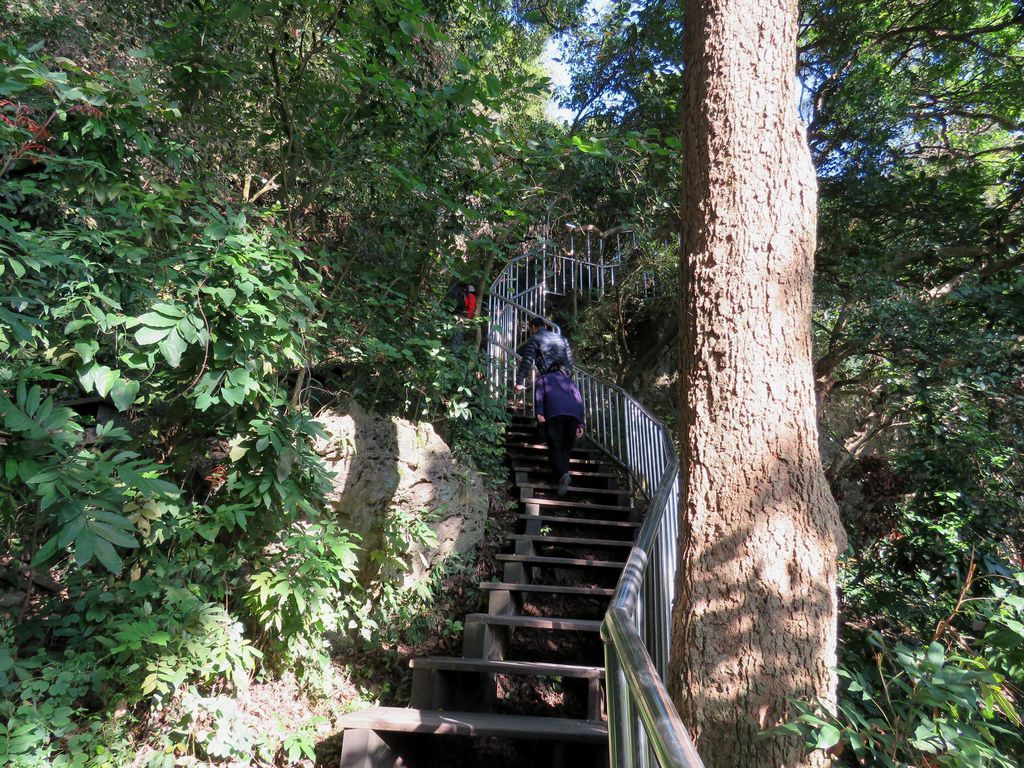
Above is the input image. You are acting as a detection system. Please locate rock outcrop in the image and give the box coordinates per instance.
[314,404,488,589]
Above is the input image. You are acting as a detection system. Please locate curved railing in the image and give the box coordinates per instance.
[486,237,704,768]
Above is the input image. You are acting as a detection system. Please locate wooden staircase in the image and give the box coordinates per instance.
[335,413,641,767]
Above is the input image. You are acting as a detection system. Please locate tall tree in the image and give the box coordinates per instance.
[668,0,846,765]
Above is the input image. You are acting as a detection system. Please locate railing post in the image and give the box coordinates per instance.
[604,633,632,768]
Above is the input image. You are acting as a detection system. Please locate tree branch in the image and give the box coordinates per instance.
[925,250,1024,301]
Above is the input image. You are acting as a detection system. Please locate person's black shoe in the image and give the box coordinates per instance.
[558,472,571,496]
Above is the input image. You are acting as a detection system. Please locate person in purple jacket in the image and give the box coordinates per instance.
[534,369,586,496]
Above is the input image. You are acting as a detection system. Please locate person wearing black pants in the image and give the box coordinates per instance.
[534,369,586,496]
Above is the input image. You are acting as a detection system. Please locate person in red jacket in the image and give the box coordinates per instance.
[465,285,477,319]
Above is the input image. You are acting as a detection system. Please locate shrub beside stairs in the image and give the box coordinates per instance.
[335,412,643,767]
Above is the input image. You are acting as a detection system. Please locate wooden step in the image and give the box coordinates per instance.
[507,454,610,469]
[480,582,615,597]
[510,534,632,548]
[521,483,630,497]
[337,706,608,741]
[512,466,621,479]
[497,554,625,569]
[511,443,605,455]
[410,656,604,680]
[465,612,603,632]
[408,656,608,721]
[519,514,640,529]
[525,497,634,513]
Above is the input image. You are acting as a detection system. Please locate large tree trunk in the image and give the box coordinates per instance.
[669,1,846,766]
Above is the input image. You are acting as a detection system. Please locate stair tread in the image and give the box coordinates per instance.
[465,613,602,632]
[336,706,607,741]
[507,455,610,468]
[497,554,625,569]
[410,656,605,679]
[480,582,615,597]
[510,534,632,547]
[511,443,604,454]
[512,466,620,478]
[519,514,640,528]
[521,483,630,496]
[525,497,634,512]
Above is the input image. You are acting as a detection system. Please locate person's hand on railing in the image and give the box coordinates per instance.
[536,414,546,423]
[514,383,525,392]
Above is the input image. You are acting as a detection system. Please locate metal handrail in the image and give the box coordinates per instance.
[486,232,704,768]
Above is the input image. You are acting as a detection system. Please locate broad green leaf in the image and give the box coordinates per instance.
[74,527,97,566]
[109,378,140,411]
[0,397,43,437]
[221,385,245,405]
[90,521,139,549]
[151,302,185,319]
[93,537,122,575]
[226,1,251,19]
[814,724,842,750]
[136,311,179,329]
[25,385,40,415]
[134,326,172,345]
[57,515,87,549]
[75,340,99,363]
[90,508,138,527]
[206,222,229,240]
[195,391,216,411]
[485,74,501,98]
[94,366,117,398]
[925,642,945,668]
[225,368,250,387]
[158,329,187,367]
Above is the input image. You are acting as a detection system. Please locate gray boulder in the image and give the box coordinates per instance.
[314,404,488,590]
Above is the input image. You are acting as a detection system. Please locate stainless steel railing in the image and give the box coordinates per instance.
[545,251,619,296]
[486,237,704,768]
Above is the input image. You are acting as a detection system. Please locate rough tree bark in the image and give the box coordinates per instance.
[668,1,846,766]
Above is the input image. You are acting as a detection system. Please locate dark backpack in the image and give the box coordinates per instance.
[446,282,467,314]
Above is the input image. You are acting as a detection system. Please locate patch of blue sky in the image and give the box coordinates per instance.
[540,0,614,125]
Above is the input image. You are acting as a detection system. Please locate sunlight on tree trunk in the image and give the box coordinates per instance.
[669,0,847,765]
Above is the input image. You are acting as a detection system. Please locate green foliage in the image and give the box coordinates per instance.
[777,572,1024,766]
[361,550,476,650]
[0,0,538,757]
[244,519,360,670]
